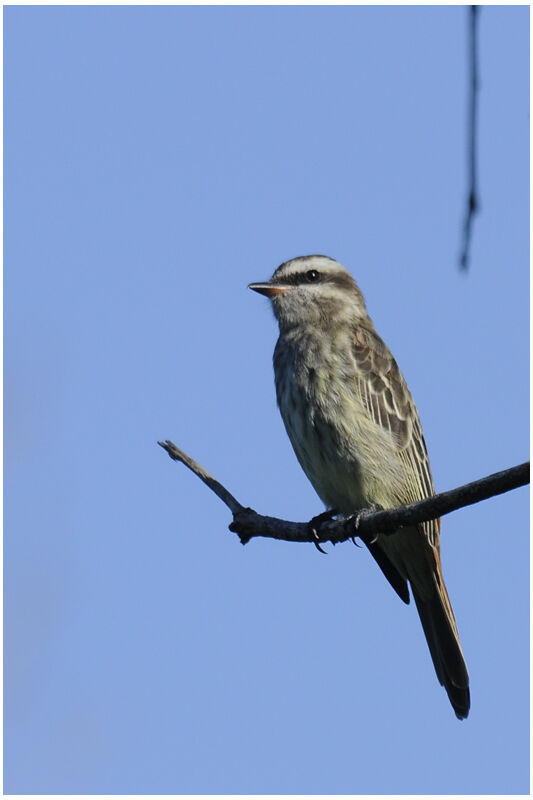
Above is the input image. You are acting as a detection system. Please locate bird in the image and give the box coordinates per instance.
[248,254,470,719]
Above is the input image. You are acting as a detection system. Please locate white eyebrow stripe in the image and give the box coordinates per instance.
[273,255,343,280]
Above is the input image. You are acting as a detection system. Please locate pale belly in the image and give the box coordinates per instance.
[275,358,406,514]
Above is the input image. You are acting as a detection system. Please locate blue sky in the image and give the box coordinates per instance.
[4,5,529,794]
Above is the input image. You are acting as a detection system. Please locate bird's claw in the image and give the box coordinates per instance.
[311,531,328,554]
[307,508,338,555]
[351,504,383,545]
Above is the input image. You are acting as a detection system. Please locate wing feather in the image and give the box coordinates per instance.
[352,323,438,547]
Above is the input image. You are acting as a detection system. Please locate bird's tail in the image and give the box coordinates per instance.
[412,569,470,719]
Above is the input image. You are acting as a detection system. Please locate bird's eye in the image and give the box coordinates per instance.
[306,270,319,282]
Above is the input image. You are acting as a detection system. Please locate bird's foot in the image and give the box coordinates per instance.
[308,508,338,554]
[351,503,383,545]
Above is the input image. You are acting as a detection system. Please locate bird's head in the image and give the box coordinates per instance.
[248,255,368,331]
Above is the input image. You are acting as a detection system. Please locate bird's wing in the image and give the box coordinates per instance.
[352,323,469,718]
[352,322,438,548]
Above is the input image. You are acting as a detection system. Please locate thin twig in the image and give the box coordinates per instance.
[158,439,529,547]
[459,5,480,270]
[157,440,244,515]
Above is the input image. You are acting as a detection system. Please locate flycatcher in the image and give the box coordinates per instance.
[249,254,470,719]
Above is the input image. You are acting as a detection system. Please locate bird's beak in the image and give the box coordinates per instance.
[248,282,289,298]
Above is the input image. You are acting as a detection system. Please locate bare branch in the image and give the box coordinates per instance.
[158,439,529,547]
[157,440,244,516]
